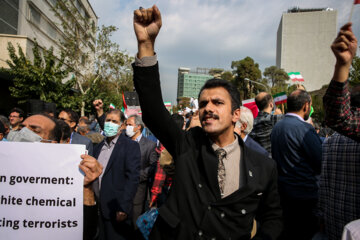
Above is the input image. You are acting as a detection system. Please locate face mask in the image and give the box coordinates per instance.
[7,127,43,142]
[104,122,120,137]
[125,126,136,137]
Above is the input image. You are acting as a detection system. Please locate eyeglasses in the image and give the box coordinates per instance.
[58,117,73,122]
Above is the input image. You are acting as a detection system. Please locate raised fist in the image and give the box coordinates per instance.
[331,23,358,66]
[133,5,162,45]
[93,99,103,111]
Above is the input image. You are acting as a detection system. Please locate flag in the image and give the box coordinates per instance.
[355,0,360,4]
[242,98,258,118]
[122,92,127,109]
[109,103,116,109]
[288,72,304,82]
[273,92,287,105]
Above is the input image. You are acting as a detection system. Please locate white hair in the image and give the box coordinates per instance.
[239,106,254,134]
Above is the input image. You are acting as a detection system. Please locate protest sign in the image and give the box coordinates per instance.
[0,142,85,240]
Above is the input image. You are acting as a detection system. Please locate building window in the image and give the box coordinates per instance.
[29,5,41,25]
[28,4,60,42]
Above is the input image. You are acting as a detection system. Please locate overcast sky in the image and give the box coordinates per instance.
[88,0,360,104]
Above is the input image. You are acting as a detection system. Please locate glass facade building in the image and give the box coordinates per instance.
[177,67,213,99]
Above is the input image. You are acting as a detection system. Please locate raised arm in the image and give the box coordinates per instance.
[133,5,161,58]
[323,23,360,141]
[93,99,105,130]
[132,6,185,156]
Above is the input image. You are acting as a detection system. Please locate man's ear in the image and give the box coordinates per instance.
[241,122,247,132]
[70,122,76,129]
[303,102,310,113]
[232,108,241,124]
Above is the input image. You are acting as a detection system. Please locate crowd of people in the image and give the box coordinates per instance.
[1,5,360,240]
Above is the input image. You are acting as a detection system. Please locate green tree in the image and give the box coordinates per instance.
[3,42,78,109]
[221,71,234,82]
[208,68,224,78]
[52,2,134,115]
[349,55,360,87]
[263,66,289,88]
[231,57,262,99]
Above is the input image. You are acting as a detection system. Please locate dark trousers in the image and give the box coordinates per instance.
[149,215,177,240]
[279,195,319,240]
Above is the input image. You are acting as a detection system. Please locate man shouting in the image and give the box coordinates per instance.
[132,5,282,240]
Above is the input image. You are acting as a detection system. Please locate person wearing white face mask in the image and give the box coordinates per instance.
[125,114,158,235]
[6,113,103,240]
[92,109,141,240]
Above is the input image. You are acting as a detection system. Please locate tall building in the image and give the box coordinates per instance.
[276,8,337,91]
[0,0,97,113]
[177,67,213,100]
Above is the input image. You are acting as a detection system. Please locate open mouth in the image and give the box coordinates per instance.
[202,113,219,123]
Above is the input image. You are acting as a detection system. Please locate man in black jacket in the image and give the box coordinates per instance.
[132,5,282,240]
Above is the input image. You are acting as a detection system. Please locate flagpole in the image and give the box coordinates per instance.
[349,3,355,22]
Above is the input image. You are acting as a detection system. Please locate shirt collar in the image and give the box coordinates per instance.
[105,135,119,148]
[286,113,304,122]
[243,134,248,142]
[211,134,238,154]
[135,134,142,142]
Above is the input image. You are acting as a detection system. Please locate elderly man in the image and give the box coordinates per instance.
[271,90,322,240]
[92,109,141,240]
[125,114,158,230]
[235,107,268,156]
[132,6,282,240]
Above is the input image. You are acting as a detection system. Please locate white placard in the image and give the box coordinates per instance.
[0,142,85,240]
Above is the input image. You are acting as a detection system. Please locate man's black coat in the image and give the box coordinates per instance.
[133,63,282,240]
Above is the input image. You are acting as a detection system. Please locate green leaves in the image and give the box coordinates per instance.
[4,41,77,109]
[231,57,262,99]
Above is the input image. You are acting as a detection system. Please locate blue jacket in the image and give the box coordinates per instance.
[244,135,269,157]
[92,134,141,220]
[271,115,322,199]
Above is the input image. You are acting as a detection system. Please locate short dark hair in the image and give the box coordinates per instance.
[171,114,184,130]
[106,109,125,123]
[57,119,71,142]
[0,121,5,135]
[61,109,79,125]
[10,107,24,118]
[39,114,62,143]
[287,90,311,112]
[198,78,241,112]
[255,93,272,111]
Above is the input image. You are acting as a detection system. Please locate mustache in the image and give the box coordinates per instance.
[201,113,219,121]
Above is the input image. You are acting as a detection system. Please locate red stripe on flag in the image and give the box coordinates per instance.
[122,92,127,109]
[355,0,360,4]
[275,100,287,105]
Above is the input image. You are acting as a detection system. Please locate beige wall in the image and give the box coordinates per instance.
[0,34,34,68]
[276,10,337,91]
